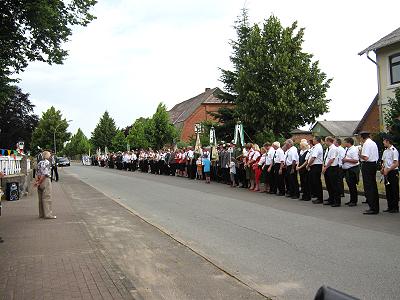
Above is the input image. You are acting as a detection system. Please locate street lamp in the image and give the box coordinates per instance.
[54,120,72,155]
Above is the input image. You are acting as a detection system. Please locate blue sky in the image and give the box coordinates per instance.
[19,0,400,137]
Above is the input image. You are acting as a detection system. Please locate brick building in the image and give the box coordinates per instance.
[353,95,380,135]
[290,129,313,144]
[168,88,233,142]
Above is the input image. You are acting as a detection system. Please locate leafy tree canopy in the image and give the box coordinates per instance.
[127,118,154,150]
[152,103,177,150]
[0,86,38,150]
[220,10,332,137]
[64,128,91,157]
[0,0,97,79]
[111,130,127,152]
[384,88,400,149]
[31,106,71,153]
[91,111,117,151]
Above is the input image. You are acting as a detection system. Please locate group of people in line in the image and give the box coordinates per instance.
[91,131,399,215]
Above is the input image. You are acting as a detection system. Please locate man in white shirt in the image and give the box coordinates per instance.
[342,137,360,206]
[307,136,324,203]
[284,139,300,198]
[262,142,274,192]
[271,142,286,195]
[323,137,341,207]
[359,131,380,215]
[335,138,346,197]
[381,136,399,213]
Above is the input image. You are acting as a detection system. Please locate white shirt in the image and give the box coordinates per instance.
[187,150,194,160]
[274,148,285,164]
[361,138,379,162]
[382,146,399,169]
[324,144,338,167]
[336,146,346,167]
[252,151,261,162]
[266,147,275,165]
[258,153,267,166]
[309,143,323,165]
[229,161,236,174]
[342,145,360,170]
[285,146,299,166]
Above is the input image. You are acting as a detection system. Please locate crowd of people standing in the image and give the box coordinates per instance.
[91,131,399,215]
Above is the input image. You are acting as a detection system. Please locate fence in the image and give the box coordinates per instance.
[0,156,22,175]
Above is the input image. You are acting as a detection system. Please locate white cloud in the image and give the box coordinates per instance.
[18,0,400,136]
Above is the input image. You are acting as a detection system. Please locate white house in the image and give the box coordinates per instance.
[359,27,400,131]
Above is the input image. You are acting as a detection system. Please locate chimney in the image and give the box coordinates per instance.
[205,88,211,92]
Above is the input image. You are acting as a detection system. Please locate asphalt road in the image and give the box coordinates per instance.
[65,164,400,300]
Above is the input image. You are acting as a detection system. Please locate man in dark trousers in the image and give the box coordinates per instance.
[359,131,380,215]
[381,136,399,213]
[307,137,324,204]
[322,137,341,207]
[51,153,59,182]
[342,137,360,206]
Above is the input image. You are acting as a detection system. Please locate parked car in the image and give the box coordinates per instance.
[57,157,70,167]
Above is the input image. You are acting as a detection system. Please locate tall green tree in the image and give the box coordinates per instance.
[112,130,127,152]
[0,0,97,80]
[64,128,91,157]
[220,11,332,137]
[384,88,400,149]
[31,106,71,153]
[127,118,153,150]
[152,103,177,149]
[91,111,117,151]
[0,86,39,150]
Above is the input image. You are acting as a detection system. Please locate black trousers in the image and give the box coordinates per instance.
[286,165,299,197]
[324,166,340,205]
[310,164,323,200]
[361,162,379,212]
[344,167,358,203]
[385,170,399,211]
[272,164,285,194]
[51,166,59,182]
[238,163,247,187]
[338,167,345,196]
[299,170,311,200]
[221,168,229,183]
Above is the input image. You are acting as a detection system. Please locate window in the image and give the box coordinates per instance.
[389,53,400,85]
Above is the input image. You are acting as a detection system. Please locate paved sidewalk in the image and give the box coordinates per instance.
[0,181,138,300]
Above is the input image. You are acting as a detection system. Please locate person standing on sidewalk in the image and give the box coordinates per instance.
[342,137,360,206]
[34,151,57,219]
[322,137,341,207]
[335,138,346,197]
[359,131,380,215]
[284,139,300,199]
[51,153,59,182]
[308,136,324,204]
[381,136,399,213]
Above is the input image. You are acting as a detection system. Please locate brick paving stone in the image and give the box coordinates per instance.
[0,179,137,300]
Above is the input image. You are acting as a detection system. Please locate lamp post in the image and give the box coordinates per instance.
[54,120,72,155]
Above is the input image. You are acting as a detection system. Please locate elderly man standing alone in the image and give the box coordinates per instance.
[34,151,56,219]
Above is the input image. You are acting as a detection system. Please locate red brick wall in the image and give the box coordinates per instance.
[290,133,314,144]
[180,103,234,142]
[358,103,380,134]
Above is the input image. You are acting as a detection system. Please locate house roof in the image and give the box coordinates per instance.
[359,26,400,55]
[168,87,225,125]
[312,121,360,137]
[353,94,379,134]
[290,128,312,135]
